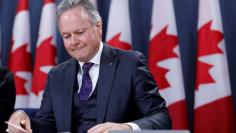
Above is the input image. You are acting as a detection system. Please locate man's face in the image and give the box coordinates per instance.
[58,6,102,62]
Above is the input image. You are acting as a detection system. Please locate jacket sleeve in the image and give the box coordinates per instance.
[30,69,57,133]
[131,52,172,129]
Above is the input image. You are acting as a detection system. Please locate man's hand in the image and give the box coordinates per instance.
[88,122,132,133]
[7,110,32,133]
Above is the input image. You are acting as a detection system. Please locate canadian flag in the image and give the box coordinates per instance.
[29,0,56,108]
[105,0,132,50]
[9,0,32,108]
[194,0,236,133]
[148,0,188,129]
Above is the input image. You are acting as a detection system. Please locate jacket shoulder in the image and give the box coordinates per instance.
[49,58,76,74]
[115,48,145,62]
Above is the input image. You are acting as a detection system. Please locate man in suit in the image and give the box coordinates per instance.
[7,0,171,132]
[0,67,15,132]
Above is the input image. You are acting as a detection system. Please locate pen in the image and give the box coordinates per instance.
[5,121,29,133]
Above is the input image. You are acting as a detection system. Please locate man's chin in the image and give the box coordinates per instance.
[74,56,88,62]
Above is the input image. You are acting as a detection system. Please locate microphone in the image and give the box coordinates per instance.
[0,67,14,88]
[0,67,16,132]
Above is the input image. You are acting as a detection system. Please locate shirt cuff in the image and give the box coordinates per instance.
[125,122,141,131]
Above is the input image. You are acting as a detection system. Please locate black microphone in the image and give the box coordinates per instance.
[0,67,16,132]
[0,72,14,87]
[0,67,14,88]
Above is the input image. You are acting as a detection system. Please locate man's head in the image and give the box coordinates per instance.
[57,0,102,62]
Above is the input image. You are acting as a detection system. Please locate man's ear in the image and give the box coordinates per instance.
[95,21,102,36]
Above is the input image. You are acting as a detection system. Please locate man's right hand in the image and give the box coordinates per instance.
[7,110,32,133]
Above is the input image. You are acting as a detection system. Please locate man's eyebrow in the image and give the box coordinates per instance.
[61,32,69,35]
[75,26,87,31]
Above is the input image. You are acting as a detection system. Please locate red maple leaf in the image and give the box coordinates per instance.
[195,61,215,90]
[195,20,224,90]
[32,36,56,96]
[107,32,132,50]
[9,42,32,95]
[148,25,178,90]
[197,21,223,56]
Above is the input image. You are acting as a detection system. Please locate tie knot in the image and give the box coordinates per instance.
[82,62,94,73]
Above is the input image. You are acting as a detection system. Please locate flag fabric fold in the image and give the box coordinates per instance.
[148,0,188,129]
[105,0,132,50]
[9,0,32,108]
[194,0,236,133]
[29,0,57,108]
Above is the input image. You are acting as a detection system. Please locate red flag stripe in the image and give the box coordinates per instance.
[194,96,236,133]
[16,0,28,12]
[44,0,55,4]
[168,100,188,129]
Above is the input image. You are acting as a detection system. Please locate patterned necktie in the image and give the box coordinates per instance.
[78,62,94,101]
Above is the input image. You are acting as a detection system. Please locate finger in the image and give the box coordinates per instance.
[8,111,31,133]
[93,125,111,133]
[5,121,29,133]
[88,124,104,133]
[20,119,26,129]
[24,119,32,133]
[103,124,128,133]
[88,123,102,133]
[99,124,124,133]
[88,122,113,133]
[19,118,32,133]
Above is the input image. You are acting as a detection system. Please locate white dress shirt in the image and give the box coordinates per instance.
[77,42,141,130]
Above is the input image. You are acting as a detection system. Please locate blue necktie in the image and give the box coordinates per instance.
[78,62,94,101]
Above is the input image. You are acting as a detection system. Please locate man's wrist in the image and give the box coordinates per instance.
[125,122,141,131]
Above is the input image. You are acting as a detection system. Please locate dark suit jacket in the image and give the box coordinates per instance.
[0,67,16,132]
[30,44,171,132]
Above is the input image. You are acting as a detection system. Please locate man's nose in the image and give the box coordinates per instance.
[70,34,79,45]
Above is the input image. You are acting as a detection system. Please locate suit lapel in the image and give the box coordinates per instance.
[97,45,119,123]
[62,59,78,130]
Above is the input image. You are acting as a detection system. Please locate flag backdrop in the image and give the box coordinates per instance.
[148,0,188,129]
[8,0,32,108]
[29,0,57,108]
[1,0,236,132]
[194,0,236,133]
[105,0,132,50]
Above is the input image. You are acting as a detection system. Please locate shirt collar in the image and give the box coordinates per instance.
[78,41,103,67]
